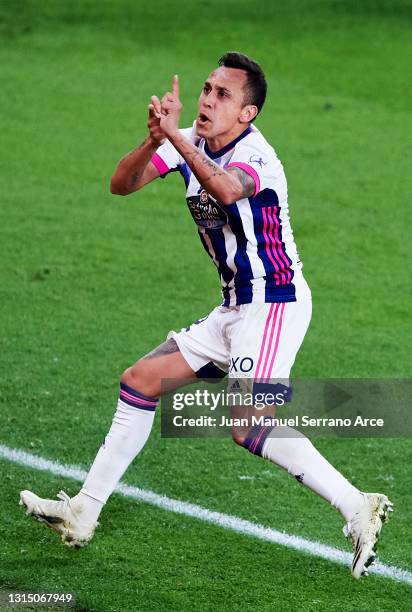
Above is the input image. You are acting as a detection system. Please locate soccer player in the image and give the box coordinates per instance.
[20,52,392,579]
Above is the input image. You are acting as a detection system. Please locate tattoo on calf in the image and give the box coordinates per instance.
[143,338,180,359]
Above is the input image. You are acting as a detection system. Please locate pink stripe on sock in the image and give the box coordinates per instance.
[251,425,271,454]
[120,390,158,406]
[264,302,285,381]
[255,303,275,381]
[250,426,265,453]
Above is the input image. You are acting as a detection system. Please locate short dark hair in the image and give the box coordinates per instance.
[218,51,267,118]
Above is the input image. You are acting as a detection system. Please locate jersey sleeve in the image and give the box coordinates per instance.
[226,137,275,197]
[150,126,194,178]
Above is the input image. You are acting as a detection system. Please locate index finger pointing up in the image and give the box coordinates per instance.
[172,74,179,97]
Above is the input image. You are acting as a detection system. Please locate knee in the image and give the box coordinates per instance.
[120,359,157,397]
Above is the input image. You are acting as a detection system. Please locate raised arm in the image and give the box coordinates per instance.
[166,132,255,204]
[110,97,165,196]
[158,76,255,205]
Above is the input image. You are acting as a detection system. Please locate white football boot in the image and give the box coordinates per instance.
[343,492,393,579]
[19,489,97,548]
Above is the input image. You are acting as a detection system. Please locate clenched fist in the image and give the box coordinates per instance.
[147,95,166,146]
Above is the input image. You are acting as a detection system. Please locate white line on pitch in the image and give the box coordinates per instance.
[1,443,411,586]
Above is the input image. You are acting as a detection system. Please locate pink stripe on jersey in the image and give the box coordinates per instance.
[268,207,292,284]
[262,207,282,285]
[254,303,275,381]
[151,152,170,177]
[260,303,280,382]
[264,302,285,382]
[266,207,287,284]
[227,162,261,197]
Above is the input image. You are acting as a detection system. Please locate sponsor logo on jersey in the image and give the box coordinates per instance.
[187,190,228,229]
[229,357,254,373]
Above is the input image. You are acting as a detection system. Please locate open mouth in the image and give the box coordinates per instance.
[197,112,211,126]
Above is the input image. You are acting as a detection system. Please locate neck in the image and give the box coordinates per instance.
[206,124,250,153]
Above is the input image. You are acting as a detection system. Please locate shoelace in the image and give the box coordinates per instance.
[344,508,377,546]
[342,494,368,538]
[342,522,352,538]
[56,491,97,529]
[56,490,71,506]
[342,517,360,538]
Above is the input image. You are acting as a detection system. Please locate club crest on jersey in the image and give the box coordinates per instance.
[187,190,228,229]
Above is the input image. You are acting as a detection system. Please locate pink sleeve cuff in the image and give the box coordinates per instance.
[151,152,170,177]
[227,161,261,197]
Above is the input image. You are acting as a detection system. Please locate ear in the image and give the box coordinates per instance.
[239,105,258,124]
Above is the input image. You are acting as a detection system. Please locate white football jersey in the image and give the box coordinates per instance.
[151,123,310,306]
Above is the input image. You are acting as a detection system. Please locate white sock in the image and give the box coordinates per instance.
[261,426,363,521]
[73,395,156,523]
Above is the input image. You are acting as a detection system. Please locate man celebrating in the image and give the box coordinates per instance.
[20,52,392,579]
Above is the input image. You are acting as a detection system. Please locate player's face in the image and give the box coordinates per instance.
[196,67,254,144]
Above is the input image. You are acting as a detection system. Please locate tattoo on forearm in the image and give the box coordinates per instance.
[200,157,225,183]
[130,170,142,188]
[118,140,152,189]
[175,137,254,196]
[177,142,225,183]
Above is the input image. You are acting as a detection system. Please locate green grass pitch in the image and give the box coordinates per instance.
[0,1,411,610]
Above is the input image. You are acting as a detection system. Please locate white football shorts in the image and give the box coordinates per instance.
[169,297,312,382]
